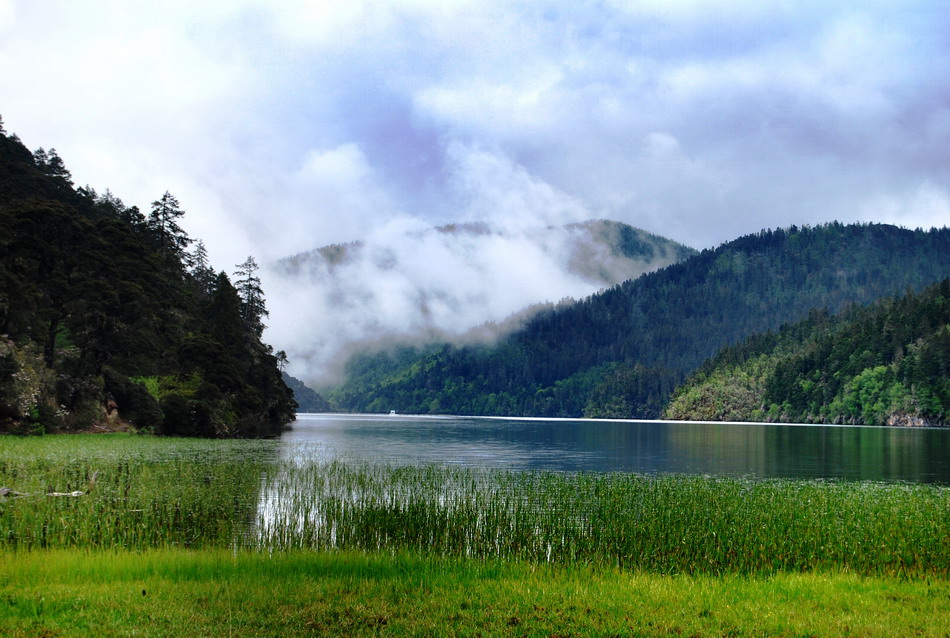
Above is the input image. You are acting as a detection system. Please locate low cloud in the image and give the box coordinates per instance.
[265,216,690,387]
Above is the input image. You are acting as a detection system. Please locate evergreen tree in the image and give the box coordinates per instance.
[276,350,289,372]
[43,148,72,187]
[233,256,268,336]
[205,272,246,352]
[148,191,191,265]
[188,240,216,298]
[32,147,48,167]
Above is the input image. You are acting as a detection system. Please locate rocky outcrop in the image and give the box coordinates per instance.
[886,412,934,427]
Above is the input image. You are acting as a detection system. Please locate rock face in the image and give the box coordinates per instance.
[886,412,932,427]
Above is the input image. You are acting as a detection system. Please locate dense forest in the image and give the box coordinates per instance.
[0,117,297,436]
[330,222,950,418]
[666,280,950,426]
[282,372,331,413]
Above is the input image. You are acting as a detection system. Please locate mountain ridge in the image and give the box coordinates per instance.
[268,218,697,386]
[328,222,950,418]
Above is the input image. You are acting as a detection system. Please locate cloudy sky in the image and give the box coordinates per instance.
[2,0,950,379]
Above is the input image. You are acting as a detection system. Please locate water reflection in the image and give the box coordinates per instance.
[279,413,950,483]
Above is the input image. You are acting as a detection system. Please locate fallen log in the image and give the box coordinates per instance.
[0,471,98,499]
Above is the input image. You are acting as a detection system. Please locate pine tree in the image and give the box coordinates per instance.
[148,191,191,266]
[43,148,73,187]
[32,146,48,167]
[233,256,268,336]
[188,240,216,298]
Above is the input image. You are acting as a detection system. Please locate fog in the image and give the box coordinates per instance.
[265,217,691,386]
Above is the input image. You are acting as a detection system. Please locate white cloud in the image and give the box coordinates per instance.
[0,0,14,32]
[860,183,950,232]
[4,0,950,380]
[445,143,591,230]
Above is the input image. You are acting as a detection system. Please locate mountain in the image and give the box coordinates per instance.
[329,222,950,417]
[666,280,950,426]
[0,120,295,436]
[267,219,696,386]
[282,372,332,413]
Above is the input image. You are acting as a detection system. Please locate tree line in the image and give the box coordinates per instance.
[0,116,296,436]
[666,279,950,426]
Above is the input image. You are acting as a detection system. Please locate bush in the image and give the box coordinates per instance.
[102,368,163,431]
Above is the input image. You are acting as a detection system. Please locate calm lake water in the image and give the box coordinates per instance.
[280,413,950,484]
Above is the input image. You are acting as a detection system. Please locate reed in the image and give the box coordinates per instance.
[256,460,949,576]
[1,435,947,576]
[0,434,272,550]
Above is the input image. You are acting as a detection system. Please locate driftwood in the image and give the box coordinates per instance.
[1,470,98,498]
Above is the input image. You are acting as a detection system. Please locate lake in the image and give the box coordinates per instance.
[280,413,950,484]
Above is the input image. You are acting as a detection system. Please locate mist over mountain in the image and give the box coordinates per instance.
[330,222,950,418]
[264,219,695,386]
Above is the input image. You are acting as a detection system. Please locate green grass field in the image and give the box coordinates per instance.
[1,434,948,635]
[1,550,948,637]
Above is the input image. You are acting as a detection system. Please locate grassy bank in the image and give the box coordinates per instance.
[1,549,948,637]
[1,434,948,634]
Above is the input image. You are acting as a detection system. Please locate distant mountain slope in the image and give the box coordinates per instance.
[281,373,331,413]
[666,279,950,426]
[329,223,950,417]
[267,219,695,385]
[278,220,695,284]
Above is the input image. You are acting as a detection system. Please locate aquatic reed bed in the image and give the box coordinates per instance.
[0,434,274,550]
[2,435,947,576]
[256,460,950,576]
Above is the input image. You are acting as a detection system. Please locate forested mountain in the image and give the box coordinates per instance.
[270,218,696,387]
[0,118,296,436]
[329,223,950,418]
[666,280,950,426]
[282,372,332,413]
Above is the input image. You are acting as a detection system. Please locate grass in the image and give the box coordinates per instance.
[0,434,272,550]
[1,434,948,575]
[0,550,948,637]
[257,461,950,575]
[1,433,948,634]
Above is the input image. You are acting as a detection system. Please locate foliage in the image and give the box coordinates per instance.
[667,280,950,425]
[233,255,268,336]
[0,119,295,436]
[331,223,950,417]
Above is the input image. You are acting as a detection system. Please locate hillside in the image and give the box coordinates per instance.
[329,223,950,417]
[268,219,696,386]
[666,280,950,426]
[277,220,695,284]
[0,119,296,436]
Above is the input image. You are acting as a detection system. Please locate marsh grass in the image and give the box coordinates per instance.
[1,434,948,576]
[257,460,950,576]
[0,434,273,550]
